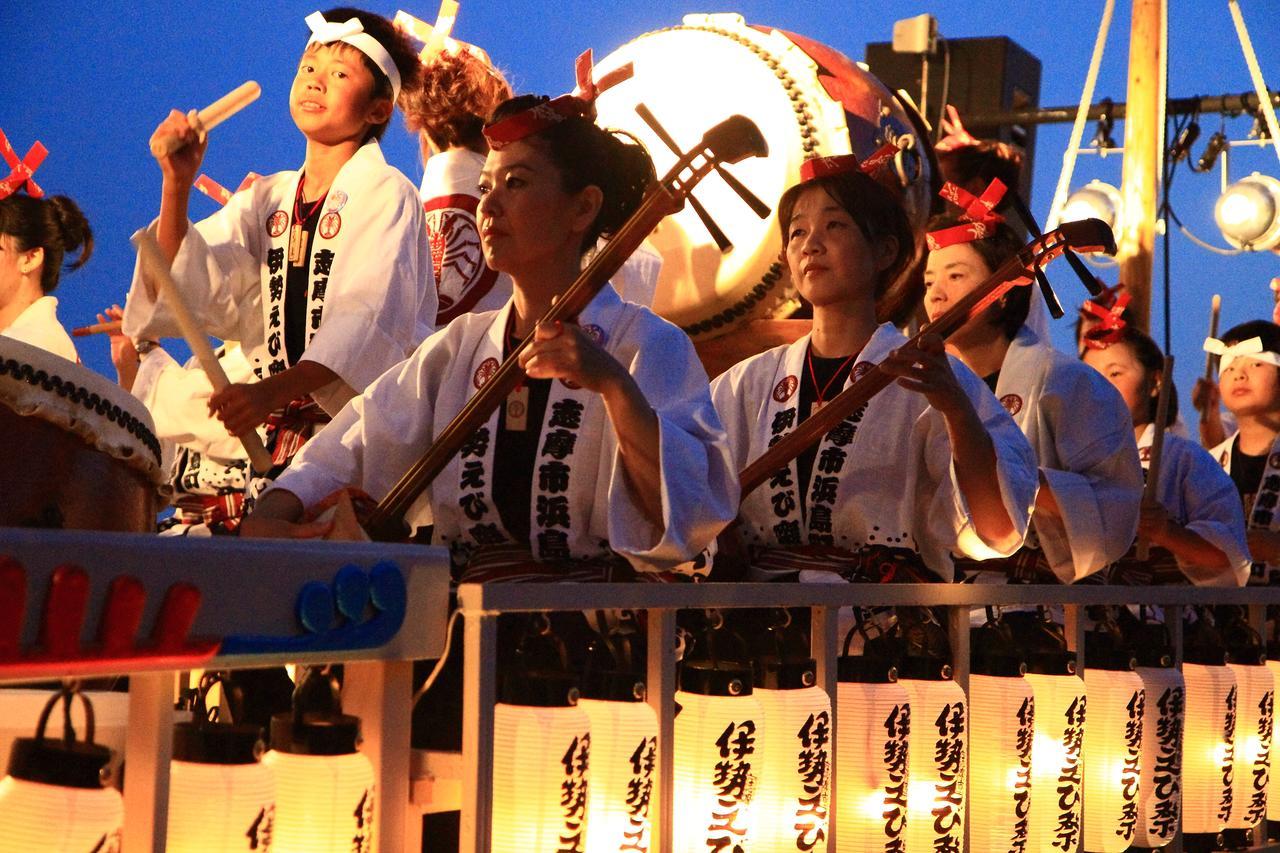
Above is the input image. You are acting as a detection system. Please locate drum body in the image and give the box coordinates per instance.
[1,338,164,531]
[594,12,936,340]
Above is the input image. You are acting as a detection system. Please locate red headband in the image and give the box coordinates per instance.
[1081,290,1131,350]
[798,142,898,184]
[925,178,1008,251]
[482,49,633,150]
[0,129,47,200]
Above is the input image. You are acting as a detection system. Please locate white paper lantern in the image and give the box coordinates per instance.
[1081,667,1145,852]
[264,710,376,853]
[166,718,275,853]
[579,692,657,853]
[899,667,966,853]
[967,671,1034,852]
[752,660,831,852]
[1266,658,1280,823]
[1131,665,1185,847]
[1181,662,1237,836]
[1025,668,1087,853]
[674,663,763,853]
[834,657,910,853]
[1225,661,1274,833]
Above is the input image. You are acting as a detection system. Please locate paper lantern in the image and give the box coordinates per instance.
[1225,660,1274,833]
[1267,658,1280,824]
[1131,665,1185,847]
[967,669,1034,852]
[1081,666,1145,851]
[834,656,910,853]
[752,659,831,852]
[264,668,376,853]
[578,682,657,853]
[899,662,966,853]
[674,662,764,853]
[167,673,275,852]
[1181,662,1237,836]
[0,688,122,853]
[1025,664,1087,853]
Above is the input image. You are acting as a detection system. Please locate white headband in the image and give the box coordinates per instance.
[306,11,402,100]
[1204,335,1280,373]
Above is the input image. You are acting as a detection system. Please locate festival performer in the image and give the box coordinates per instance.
[400,31,662,319]
[241,92,738,581]
[1082,325,1249,586]
[711,154,1039,583]
[923,182,1142,583]
[1205,320,1280,583]
[123,7,435,486]
[0,188,91,362]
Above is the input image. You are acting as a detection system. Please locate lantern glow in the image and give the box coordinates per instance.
[1266,658,1280,824]
[1025,671,1087,853]
[899,675,966,853]
[834,663,910,853]
[967,673,1034,852]
[1081,668,1145,852]
[1181,663,1237,836]
[578,696,657,853]
[1131,666,1185,847]
[1224,662,1274,833]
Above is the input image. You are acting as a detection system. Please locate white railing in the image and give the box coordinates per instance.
[4,527,1280,852]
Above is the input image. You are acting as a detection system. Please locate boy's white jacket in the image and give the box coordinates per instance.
[270,285,739,574]
[1139,425,1249,586]
[996,325,1143,582]
[711,323,1039,580]
[124,140,436,416]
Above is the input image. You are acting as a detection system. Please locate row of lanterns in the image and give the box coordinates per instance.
[0,668,375,853]
[6,607,1280,852]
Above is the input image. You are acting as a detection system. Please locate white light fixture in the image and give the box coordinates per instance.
[1215,173,1280,251]
[1061,179,1124,233]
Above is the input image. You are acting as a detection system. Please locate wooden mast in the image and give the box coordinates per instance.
[1117,0,1167,331]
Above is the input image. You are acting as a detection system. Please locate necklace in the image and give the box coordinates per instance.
[288,174,328,267]
[806,346,858,414]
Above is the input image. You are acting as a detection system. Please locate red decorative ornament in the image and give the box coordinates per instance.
[925,178,1008,251]
[798,142,898,184]
[1081,291,1132,350]
[0,129,47,200]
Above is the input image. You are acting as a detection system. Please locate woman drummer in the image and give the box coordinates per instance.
[922,183,1143,583]
[0,191,92,362]
[710,154,1038,583]
[241,92,737,581]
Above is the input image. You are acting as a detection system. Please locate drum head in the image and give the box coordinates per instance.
[594,13,935,340]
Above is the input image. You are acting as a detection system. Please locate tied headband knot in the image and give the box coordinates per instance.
[1204,336,1280,373]
[482,49,633,150]
[1081,291,1131,350]
[798,142,899,184]
[394,4,495,68]
[925,178,1008,251]
[306,11,402,100]
[0,128,48,200]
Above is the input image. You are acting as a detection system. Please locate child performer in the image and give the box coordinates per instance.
[242,92,737,580]
[0,186,92,362]
[1204,320,1280,583]
[923,182,1143,583]
[711,154,1039,583]
[124,7,436,480]
[1082,325,1249,585]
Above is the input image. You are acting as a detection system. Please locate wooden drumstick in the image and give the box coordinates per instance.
[72,320,123,337]
[1203,293,1221,381]
[1137,354,1175,561]
[150,81,262,159]
[131,231,275,473]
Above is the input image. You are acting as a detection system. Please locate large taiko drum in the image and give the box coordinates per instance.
[593,12,937,340]
[1,337,165,531]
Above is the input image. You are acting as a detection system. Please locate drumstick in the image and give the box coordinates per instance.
[1203,294,1221,381]
[1137,354,1175,561]
[130,231,275,473]
[72,320,123,337]
[150,81,262,159]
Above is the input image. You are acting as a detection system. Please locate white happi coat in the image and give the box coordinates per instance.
[125,140,435,417]
[991,325,1142,582]
[420,147,662,319]
[271,284,738,573]
[1211,431,1280,583]
[1,296,77,362]
[711,323,1039,581]
[1138,424,1249,586]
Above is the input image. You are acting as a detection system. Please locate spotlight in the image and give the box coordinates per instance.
[1215,172,1280,251]
[1061,179,1124,232]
